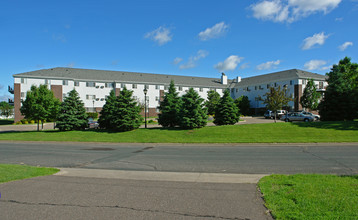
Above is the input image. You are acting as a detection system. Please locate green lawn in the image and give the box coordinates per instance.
[0,121,357,143]
[259,174,358,219]
[0,164,59,184]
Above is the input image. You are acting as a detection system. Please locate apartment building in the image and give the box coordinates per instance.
[10,67,327,122]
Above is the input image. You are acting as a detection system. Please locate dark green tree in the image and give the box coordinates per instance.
[205,90,220,115]
[56,89,88,131]
[300,79,321,111]
[98,89,117,129]
[261,86,293,122]
[0,101,14,118]
[214,89,239,125]
[234,95,250,116]
[319,57,358,121]
[20,85,60,131]
[179,88,207,129]
[109,87,142,132]
[158,80,181,127]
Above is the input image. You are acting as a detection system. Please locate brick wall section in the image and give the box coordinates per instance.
[294,84,302,111]
[14,83,23,122]
[141,108,158,118]
[51,85,63,101]
[160,90,164,101]
[115,88,121,96]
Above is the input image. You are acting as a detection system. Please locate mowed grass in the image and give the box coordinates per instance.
[0,121,357,143]
[259,174,358,219]
[0,164,59,184]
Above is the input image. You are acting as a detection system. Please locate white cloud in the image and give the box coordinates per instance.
[239,63,250,70]
[256,60,281,70]
[214,55,243,72]
[173,57,183,65]
[198,22,229,41]
[250,0,342,23]
[338,41,353,51]
[304,60,327,70]
[302,32,329,50]
[145,26,172,46]
[67,62,75,68]
[179,50,209,69]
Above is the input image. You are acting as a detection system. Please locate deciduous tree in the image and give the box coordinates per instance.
[261,86,293,122]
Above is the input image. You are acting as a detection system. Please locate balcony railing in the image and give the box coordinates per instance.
[8,86,14,94]
[8,98,14,106]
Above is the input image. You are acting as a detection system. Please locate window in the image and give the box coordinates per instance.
[21,92,25,98]
[63,93,67,99]
[319,81,324,89]
[74,81,79,86]
[231,88,235,92]
[274,83,277,87]
[155,85,160,90]
[45,79,50,85]
[155,96,159,101]
[164,85,168,90]
[236,88,238,92]
[199,87,203,92]
[145,85,149,89]
[105,82,114,88]
[156,108,160,113]
[21,78,26,84]
[63,80,68,86]
[86,82,96,87]
[290,80,293,85]
[255,86,257,90]
[132,84,137,89]
[267,84,270,89]
[121,83,125,88]
[302,79,306,85]
[179,86,182,91]
[86,95,96,100]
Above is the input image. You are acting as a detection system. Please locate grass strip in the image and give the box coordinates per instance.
[0,121,357,143]
[0,164,59,184]
[258,174,358,219]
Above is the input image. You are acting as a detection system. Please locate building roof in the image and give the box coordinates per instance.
[13,67,229,88]
[233,69,327,87]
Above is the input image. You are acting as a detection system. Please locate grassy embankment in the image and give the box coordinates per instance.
[0,164,59,184]
[259,174,358,219]
[0,121,357,143]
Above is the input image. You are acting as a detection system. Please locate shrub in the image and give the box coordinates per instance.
[16,121,22,125]
[30,120,35,124]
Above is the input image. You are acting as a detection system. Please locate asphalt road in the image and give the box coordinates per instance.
[0,141,357,175]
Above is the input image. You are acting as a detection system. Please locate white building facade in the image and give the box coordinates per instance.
[10,67,327,122]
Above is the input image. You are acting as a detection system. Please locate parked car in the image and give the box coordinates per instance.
[281,112,315,122]
[302,111,320,120]
[88,118,99,129]
[264,110,273,119]
[264,110,286,119]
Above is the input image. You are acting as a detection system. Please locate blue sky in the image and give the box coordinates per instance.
[1,0,357,101]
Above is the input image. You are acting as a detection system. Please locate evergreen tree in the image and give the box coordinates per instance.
[20,85,60,131]
[158,80,181,127]
[214,89,240,125]
[56,89,88,131]
[98,89,117,129]
[319,57,358,121]
[234,95,250,116]
[179,88,207,129]
[300,79,321,111]
[205,90,220,115]
[110,87,142,132]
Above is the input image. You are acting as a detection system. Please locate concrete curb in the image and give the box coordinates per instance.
[55,168,269,184]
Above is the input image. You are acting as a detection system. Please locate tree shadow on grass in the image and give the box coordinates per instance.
[290,121,358,131]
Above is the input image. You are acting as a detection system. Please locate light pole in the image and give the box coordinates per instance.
[143,88,148,128]
[92,100,95,112]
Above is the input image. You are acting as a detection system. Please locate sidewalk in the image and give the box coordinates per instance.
[0,169,272,220]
